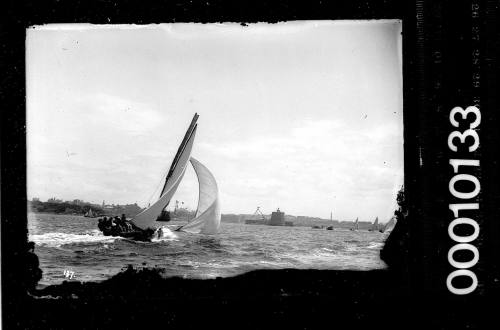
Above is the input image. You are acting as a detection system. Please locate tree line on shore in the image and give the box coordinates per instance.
[28,198,143,217]
[27,198,197,219]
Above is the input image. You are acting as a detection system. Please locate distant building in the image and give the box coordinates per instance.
[269,209,293,226]
[269,209,285,226]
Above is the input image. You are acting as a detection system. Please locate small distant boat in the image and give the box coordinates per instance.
[156,210,171,222]
[326,211,334,230]
[368,217,379,232]
[84,208,97,218]
[349,217,359,231]
[379,217,396,233]
[312,225,324,229]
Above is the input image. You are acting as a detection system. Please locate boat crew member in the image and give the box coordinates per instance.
[114,216,123,231]
[120,213,131,231]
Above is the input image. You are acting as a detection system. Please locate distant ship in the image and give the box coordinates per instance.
[97,113,221,240]
[156,210,171,222]
[245,208,293,226]
[244,207,268,225]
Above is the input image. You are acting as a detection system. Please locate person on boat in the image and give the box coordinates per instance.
[157,227,163,239]
[97,217,104,231]
[120,214,131,232]
[114,216,124,231]
[126,222,132,232]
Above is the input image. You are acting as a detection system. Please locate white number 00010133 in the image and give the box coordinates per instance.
[447,105,481,295]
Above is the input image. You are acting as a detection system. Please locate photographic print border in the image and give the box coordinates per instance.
[2,1,499,329]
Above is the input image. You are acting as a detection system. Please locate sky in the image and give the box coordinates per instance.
[26,21,403,222]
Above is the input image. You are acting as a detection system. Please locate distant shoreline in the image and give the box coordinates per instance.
[29,211,384,230]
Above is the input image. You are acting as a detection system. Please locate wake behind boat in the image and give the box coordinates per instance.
[97,113,221,241]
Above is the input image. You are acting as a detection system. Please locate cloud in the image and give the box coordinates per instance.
[196,118,403,219]
[27,92,173,204]
[27,22,403,221]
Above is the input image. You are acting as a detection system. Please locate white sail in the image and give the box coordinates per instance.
[131,127,197,230]
[178,157,221,235]
[370,217,379,231]
[381,217,396,233]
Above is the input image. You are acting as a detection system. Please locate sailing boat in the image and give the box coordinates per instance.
[368,217,379,232]
[350,217,359,231]
[326,211,334,230]
[84,208,95,218]
[379,216,396,233]
[97,113,221,240]
[133,113,220,235]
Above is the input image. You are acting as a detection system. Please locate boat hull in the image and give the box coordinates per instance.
[98,218,155,241]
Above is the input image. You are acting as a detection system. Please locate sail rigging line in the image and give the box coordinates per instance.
[160,113,199,198]
[143,115,197,207]
[145,169,168,207]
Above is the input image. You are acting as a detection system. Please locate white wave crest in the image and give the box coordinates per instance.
[366,242,384,249]
[29,231,120,248]
[150,227,178,242]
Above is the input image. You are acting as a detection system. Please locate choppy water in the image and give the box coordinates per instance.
[28,213,388,286]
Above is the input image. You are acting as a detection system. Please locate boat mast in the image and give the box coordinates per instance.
[160,113,199,198]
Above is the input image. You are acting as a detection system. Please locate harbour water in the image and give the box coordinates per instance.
[29,213,388,287]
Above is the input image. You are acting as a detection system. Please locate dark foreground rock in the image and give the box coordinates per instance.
[16,266,490,329]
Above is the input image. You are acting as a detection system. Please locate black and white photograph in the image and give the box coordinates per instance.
[3,1,500,329]
[26,21,403,285]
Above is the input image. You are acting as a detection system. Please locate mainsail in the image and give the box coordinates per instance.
[131,115,198,230]
[177,157,221,234]
[160,113,199,198]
